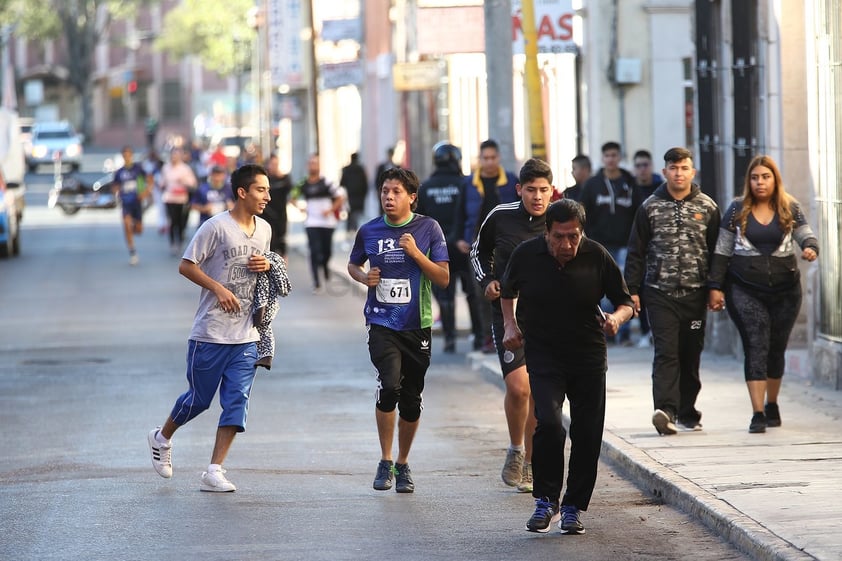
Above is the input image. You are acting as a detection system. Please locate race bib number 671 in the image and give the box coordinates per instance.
[376,278,411,304]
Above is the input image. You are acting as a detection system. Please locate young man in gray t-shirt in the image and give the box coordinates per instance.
[147,163,273,492]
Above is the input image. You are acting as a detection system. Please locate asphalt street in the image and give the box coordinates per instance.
[0,173,750,561]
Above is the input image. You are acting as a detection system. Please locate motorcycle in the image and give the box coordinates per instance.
[47,171,117,215]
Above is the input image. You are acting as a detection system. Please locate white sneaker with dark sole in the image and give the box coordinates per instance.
[147,428,172,478]
[652,409,678,435]
[200,469,236,492]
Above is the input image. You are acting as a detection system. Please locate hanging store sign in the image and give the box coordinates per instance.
[512,0,576,55]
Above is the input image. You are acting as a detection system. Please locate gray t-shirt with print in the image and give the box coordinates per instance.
[183,211,272,344]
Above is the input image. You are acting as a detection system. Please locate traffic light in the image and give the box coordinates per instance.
[127,80,138,96]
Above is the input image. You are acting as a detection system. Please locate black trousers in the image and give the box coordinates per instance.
[305,227,334,288]
[530,360,606,511]
[431,248,485,342]
[646,288,706,421]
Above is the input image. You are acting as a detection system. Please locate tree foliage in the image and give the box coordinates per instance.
[0,0,150,141]
[155,0,257,76]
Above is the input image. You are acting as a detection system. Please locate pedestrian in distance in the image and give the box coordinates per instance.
[147,164,274,492]
[557,154,592,202]
[191,165,234,225]
[707,155,818,433]
[340,152,369,235]
[347,166,450,494]
[455,138,519,353]
[263,153,293,257]
[469,157,555,494]
[580,142,641,345]
[630,149,664,348]
[632,149,664,200]
[374,146,397,191]
[417,142,484,353]
[161,146,198,255]
[501,199,634,535]
[293,153,345,293]
[112,145,153,265]
[625,147,721,436]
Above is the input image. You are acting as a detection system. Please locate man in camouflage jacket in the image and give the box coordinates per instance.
[624,147,720,436]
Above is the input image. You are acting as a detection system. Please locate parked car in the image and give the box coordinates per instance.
[0,168,22,257]
[0,108,25,258]
[26,121,84,173]
[210,127,256,160]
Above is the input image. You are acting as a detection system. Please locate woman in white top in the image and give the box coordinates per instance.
[161,147,198,253]
[295,153,344,291]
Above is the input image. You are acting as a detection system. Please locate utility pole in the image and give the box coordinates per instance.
[307,0,320,153]
[484,0,516,170]
[521,0,546,160]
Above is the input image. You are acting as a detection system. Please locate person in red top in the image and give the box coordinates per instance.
[208,143,227,169]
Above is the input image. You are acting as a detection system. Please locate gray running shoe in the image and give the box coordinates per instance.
[501,448,525,486]
[517,462,533,493]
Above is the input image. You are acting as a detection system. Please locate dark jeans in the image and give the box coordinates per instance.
[530,359,606,510]
[306,227,334,288]
[646,288,706,421]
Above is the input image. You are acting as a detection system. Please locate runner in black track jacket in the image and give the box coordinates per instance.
[469,157,554,493]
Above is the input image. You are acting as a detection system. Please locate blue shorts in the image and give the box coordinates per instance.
[169,340,258,432]
[121,199,143,222]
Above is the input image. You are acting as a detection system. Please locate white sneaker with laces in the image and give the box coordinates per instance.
[201,469,236,492]
[147,428,172,478]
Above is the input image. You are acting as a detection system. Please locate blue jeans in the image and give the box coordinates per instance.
[602,246,631,342]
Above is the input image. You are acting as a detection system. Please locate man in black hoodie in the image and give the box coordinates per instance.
[580,141,641,344]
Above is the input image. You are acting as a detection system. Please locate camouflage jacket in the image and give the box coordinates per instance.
[625,183,720,298]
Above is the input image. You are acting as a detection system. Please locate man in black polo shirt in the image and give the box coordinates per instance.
[500,199,634,535]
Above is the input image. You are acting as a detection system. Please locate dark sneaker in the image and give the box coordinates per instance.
[525,497,560,533]
[501,448,525,486]
[373,459,395,490]
[765,402,781,427]
[749,412,767,433]
[559,505,585,534]
[652,409,677,435]
[677,417,703,431]
[395,462,415,493]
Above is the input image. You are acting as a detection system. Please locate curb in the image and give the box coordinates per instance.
[467,353,817,561]
[311,234,816,561]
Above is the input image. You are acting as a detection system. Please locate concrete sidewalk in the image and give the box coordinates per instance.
[294,222,840,561]
[467,345,842,561]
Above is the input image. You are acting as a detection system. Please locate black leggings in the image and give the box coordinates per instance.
[166,203,189,246]
[725,281,802,382]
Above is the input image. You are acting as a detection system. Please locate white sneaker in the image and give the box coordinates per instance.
[636,336,651,348]
[147,428,172,478]
[129,253,139,266]
[200,469,236,492]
